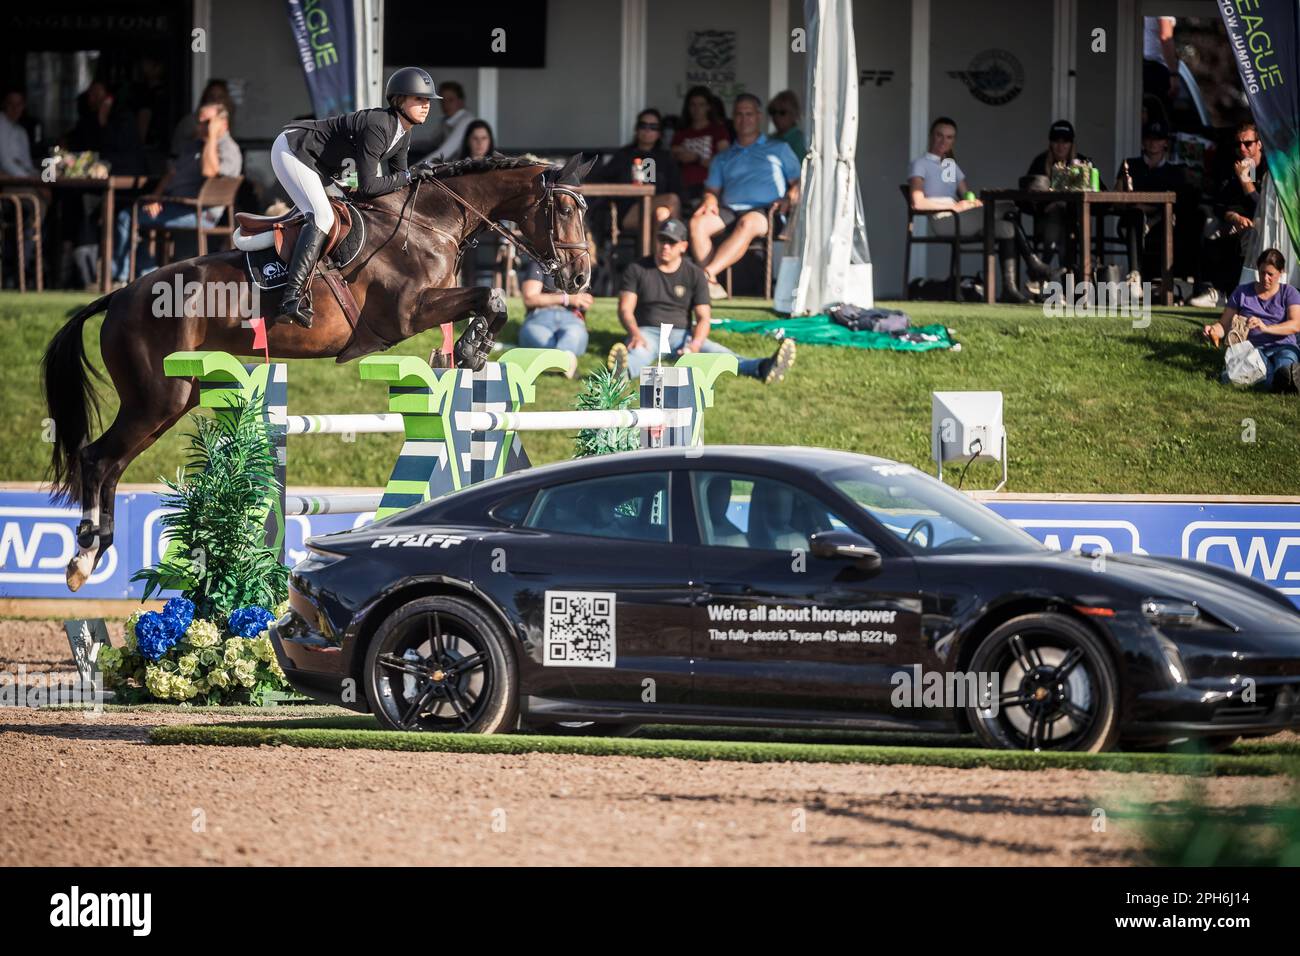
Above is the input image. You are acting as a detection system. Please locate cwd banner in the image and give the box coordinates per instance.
[1,489,1299,605]
[1219,0,1300,252]
[285,0,356,118]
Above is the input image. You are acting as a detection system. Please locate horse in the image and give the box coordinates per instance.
[43,153,596,591]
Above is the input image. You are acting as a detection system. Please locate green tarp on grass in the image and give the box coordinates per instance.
[711,314,956,351]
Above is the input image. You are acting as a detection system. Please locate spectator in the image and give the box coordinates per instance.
[1193,121,1268,306]
[590,108,682,233]
[66,81,144,174]
[1202,248,1300,393]
[607,217,795,383]
[516,254,592,375]
[128,55,169,153]
[0,91,37,176]
[1114,120,1186,298]
[459,119,495,160]
[1023,119,1092,269]
[112,101,242,283]
[1142,16,1181,124]
[908,116,1030,303]
[690,93,800,299]
[421,80,475,163]
[670,85,730,205]
[767,90,807,161]
[171,79,237,157]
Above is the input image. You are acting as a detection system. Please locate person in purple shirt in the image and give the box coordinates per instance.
[1203,248,1300,392]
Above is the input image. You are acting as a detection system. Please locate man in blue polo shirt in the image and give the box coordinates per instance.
[689,93,800,298]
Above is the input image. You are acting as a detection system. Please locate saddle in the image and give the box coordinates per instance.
[234,198,353,260]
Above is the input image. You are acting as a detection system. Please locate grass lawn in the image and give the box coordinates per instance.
[4,290,1295,494]
[147,715,1300,775]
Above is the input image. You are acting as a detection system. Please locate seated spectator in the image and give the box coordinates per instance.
[1023,120,1091,268]
[670,86,730,205]
[767,90,807,161]
[1194,121,1269,306]
[516,253,591,375]
[590,108,682,233]
[459,119,495,160]
[66,81,144,174]
[1114,121,1185,296]
[1202,248,1300,393]
[112,102,241,283]
[0,91,37,176]
[690,93,800,299]
[171,79,237,157]
[908,116,1032,303]
[420,81,475,163]
[607,217,795,384]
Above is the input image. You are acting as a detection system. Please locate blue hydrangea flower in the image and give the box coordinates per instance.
[161,597,195,638]
[228,606,276,638]
[135,610,179,662]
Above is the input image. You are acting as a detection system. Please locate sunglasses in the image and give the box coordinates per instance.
[1238,139,1259,147]
[637,123,661,131]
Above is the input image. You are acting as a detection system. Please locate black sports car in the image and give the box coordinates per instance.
[270,446,1300,752]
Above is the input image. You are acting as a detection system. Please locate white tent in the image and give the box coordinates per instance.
[1243,174,1300,287]
[774,0,874,314]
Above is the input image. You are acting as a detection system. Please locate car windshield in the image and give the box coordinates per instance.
[823,462,1044,554]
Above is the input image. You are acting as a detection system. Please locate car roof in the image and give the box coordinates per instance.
[429,445,895,507]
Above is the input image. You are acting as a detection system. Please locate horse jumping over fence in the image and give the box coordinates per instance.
[43,153,595,590]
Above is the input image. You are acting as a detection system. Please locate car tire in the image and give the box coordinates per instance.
[365,595,518,734]
[965,612,1121,753]
[523,720,642,737]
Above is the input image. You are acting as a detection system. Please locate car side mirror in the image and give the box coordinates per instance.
[809,531,883,574]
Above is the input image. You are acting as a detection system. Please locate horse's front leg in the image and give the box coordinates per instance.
[411,286,507,371]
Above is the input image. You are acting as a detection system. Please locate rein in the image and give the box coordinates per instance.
[419,172,589,276]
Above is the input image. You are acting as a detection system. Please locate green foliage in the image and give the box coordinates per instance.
[130,393,287,623]
[572,365,640,458]
[1135,779,1300,866]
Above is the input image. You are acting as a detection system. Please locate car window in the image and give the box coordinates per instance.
[488,491,535,526]
[691,471,849,551]
[525,473,670,543]
[826,463,1043,552]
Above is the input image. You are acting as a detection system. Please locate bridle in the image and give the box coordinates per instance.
[419,171,590,280]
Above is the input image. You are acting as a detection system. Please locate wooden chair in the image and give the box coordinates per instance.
[130,175,243,279]
[900,184,983,301]
[722,200,788,299]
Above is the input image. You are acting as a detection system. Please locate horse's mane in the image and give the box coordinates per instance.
[421,155,549,179]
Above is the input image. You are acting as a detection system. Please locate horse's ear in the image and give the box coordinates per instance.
[577,156,598,181]
[554,153,583,185]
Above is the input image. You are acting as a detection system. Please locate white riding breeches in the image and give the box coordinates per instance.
[271,132,336,233]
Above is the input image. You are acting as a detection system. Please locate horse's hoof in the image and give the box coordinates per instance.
[66,552,95,592]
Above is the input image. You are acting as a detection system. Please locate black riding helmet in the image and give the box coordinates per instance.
[385,67,439,124]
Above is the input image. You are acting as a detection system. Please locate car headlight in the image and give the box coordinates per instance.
[1141,598,1201,626]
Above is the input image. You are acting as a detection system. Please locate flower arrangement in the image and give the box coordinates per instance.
[99,597,289,705]
[104,394,295,705]
[1050,160,1096,192]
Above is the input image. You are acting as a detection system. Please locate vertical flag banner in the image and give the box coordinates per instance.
[286,0,356,118]
[1220,0,1300,252]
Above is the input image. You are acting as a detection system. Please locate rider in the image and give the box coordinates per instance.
[270,67,437,328]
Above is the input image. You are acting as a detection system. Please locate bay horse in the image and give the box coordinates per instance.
[43,153,595,591]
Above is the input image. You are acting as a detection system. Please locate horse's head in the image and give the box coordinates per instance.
[515,153,596,293]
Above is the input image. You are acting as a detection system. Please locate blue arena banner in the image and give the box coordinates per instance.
[286,0,356,118]
[1,490,1298,605]
[1220,0,1300,251]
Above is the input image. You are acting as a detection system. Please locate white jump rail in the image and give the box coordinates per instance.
[285,493,384,516]
[281,413,405,435]
[454,406,692,433]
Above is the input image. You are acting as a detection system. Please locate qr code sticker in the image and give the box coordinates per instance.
[544,591,616,668]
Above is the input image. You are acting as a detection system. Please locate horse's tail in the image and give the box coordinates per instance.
[42,292,114,503]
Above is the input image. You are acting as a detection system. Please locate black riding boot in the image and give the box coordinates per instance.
[997,239,1027,304]
[1007,215,1063,282]
[278,223,328,329]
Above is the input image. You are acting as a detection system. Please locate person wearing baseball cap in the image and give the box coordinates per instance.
[607,218,795,384]
[1114,118,1186,299]
[1022,120,1094,273]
